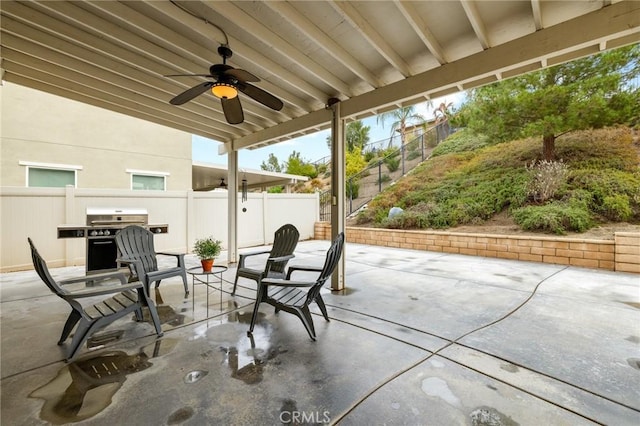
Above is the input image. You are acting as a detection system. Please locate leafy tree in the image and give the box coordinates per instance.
[260,153,282,172]
[284,151,318,178]
[376,105,429,147]
[326,120,371,153]
[346,149,367,178]
[457,44,640,160]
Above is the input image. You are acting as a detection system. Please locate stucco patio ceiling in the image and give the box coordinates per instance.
[1,1,639,154]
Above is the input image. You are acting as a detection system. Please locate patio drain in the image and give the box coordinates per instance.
[184,370,208,384]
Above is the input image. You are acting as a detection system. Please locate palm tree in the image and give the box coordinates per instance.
[376,105,429,147]
[326,119,370,153]
[345,120,370,153]
[433,100,453,142]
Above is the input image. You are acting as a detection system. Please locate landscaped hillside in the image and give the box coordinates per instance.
[356,127,640,235]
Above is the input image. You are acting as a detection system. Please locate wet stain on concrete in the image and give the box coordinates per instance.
[167,406,195,424]
[627,358,640,370]
[184,370,208,384]
[221,334,287,385]
[429,358,445,368]
[331,287,358,295]
[494,273,524,283]
[87,330,124,349]
[144,305,187,327]
[29,351,153,424]
[228,309,264,324]
[29,338,178,424]
[470,406,519,426]
[500,363,519,373]
[421,377,461,407]
[409,295,418,301]
[280,399,297,425]
[625,335,640,344]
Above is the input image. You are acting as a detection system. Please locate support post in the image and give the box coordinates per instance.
[228,150,238,264]
[329,99,345,291]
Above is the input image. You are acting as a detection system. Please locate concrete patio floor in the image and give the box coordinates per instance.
[1,239,639,425]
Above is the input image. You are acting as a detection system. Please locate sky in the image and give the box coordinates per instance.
[192,92,466,170]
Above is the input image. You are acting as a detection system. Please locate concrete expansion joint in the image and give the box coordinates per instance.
[328,265,574,423]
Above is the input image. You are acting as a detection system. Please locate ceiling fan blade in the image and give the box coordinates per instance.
[238,83,284,111]
[165,73,214,78]
[221,96,244,124]
[225,68,259,82]
[170,82,213,105]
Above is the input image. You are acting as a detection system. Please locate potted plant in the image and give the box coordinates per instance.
[193,236,222,272]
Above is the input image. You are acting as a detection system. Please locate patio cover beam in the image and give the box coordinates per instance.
[221,0,640,154]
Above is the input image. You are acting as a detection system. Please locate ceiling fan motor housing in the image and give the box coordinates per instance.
[217,45,233,62]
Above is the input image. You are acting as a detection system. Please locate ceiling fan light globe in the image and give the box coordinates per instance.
[211,83,238,99]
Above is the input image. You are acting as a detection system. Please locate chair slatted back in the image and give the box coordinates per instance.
[115,226,159,274]
[306,232,344,303]
[28,237,66,296]
[266,224,300,275]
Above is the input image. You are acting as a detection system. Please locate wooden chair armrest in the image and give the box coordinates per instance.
[59,270,128,286]
[64,281,144,299]
[286,265,323,279]
[261,278,314,288]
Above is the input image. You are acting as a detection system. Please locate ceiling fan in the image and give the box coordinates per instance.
[166,45,284,124]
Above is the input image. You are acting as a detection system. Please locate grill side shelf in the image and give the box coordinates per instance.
[58,227,87,238]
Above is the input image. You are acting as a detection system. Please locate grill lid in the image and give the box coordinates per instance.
[86,207,148,226]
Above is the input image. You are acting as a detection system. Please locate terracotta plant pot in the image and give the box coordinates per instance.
[201,258,214,273]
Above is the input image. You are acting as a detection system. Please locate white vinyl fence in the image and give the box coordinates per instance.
[0,186,319,272]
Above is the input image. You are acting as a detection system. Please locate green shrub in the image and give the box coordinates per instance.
[512,202,593,234]
[346,150,367,177]
[364,150,377,162]
[316,163,328,175]
[431,129,490,157]
[267,185,284,193]
[406,149,422,161]
[379,174,391,184]
[385,156,400,172]
[601,194,633,221]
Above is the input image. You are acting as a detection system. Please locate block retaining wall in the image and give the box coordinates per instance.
[314,222,639,273]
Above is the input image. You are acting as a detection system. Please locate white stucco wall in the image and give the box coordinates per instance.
[0,82,192,190]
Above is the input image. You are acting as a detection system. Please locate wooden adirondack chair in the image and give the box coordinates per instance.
[28,238,163,362]
[232,224,300,295]
[115,225,189,296]
[248,232,344,340]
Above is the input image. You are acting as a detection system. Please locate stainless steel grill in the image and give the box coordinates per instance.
[58,208,168,273]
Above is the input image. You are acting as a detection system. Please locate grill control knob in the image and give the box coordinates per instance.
[98,230,104,236]
[90,230,98,236]
[104,230,110,236]
[155,228,162,233]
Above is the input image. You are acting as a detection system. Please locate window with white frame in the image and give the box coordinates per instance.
[127,169,169,191]
[19,161,82,188]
